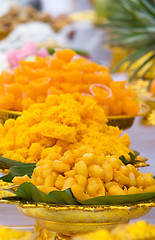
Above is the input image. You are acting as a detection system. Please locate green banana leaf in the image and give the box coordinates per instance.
[4,182,155,206]
[0,156,21,170]
[47,48,89,57]
[1,172,14,182]
[81,191,155,205]
[7,182,78,205]
[11,163,36,177]
[0,162,36,182]
[119,151,139,165]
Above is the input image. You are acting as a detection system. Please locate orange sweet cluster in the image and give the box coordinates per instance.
[0,49,140,116]
[150,79,155,94]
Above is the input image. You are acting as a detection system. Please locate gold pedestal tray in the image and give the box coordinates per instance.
[107,115,135,129]
[0,109,21,124]
[107,102,150,129]
[16,201,155,240]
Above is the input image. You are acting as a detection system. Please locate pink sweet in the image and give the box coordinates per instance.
[7,41,49,68]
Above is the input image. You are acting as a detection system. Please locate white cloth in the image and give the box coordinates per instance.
[0,53,9,73]
[0,0,17,16]
[41,0,92,17]
[41,0,75,17]
[0,22,58,52]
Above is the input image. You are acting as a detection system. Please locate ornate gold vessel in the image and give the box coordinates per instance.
[0,109,21,124]
[107,102,150,129]
[107,115,135,129]
[16,201,155,240]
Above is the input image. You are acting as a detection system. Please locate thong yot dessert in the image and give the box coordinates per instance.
[0,49,139,116]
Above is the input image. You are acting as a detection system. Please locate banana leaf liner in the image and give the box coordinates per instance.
[0,153,154,206]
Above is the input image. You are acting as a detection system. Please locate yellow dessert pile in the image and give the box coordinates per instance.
[0,93,131,160]
[0,226,33,240]
[0,94,153,200]
[73,221,155,240]
[0,49,140,116]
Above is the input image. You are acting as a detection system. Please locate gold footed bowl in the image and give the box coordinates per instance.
[107,115,135,129]
[0,109,21,124]
[16,201,154,240]
[107,102,149,129]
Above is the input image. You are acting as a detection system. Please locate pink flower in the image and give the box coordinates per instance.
[7,41,49,68]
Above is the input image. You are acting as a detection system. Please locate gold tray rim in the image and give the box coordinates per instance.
[0,109,21,115]
[0,198,155,210]
[15,200,155,210]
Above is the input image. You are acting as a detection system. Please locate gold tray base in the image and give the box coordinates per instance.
[107,116,135,129]
[17,203,152,240]
[0,109,21,124]
[34,219,130,240]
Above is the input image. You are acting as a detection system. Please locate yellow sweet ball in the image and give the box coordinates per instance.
[0,227,33,240]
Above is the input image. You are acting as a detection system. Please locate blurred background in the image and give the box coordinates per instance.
[0,0,155,235]
[1,0,154,79]
[0,0,111,71]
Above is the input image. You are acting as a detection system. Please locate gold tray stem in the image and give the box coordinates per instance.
[34,219,130,240]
